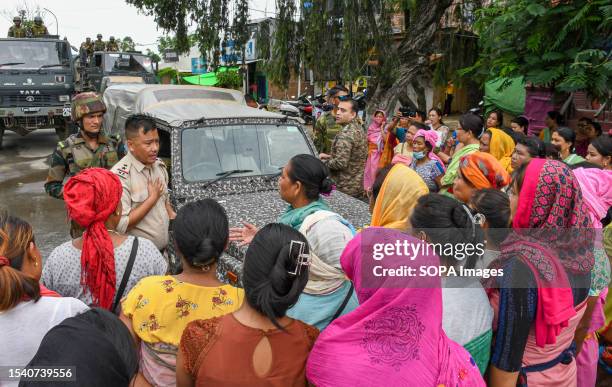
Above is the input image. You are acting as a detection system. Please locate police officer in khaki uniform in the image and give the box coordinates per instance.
[111,115,176,251]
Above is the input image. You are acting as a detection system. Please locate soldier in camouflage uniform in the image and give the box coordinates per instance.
[320,99,367,199]
[93,34,106,51]
[30,16,49,37]
[106,36,119,52]
[7,16,27,38]
[313,86,349,154]
[80,37,94,64]
[45,92,125,236]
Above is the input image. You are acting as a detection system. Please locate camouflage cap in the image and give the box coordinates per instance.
[34,16,43,23]
[71,92,106,121]
[13,16,21,22]
[97,34,102,38]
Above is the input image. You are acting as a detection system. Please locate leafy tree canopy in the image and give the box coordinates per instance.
[462,0,611,100]
[126,0,250,68]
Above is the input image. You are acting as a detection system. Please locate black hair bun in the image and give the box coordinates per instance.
[192,238,219,267]
[320,177,334,195]
[451,203,470,230]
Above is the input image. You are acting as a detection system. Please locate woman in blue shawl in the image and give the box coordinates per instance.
[229,154,358,329]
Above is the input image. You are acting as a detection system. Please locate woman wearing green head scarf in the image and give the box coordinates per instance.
[439,113,482,196]
[229,154,358,330]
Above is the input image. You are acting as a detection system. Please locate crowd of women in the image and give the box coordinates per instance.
[1,107,611,386]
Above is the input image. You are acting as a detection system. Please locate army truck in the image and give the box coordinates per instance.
[79,51,158,93]
[0,37,75,148]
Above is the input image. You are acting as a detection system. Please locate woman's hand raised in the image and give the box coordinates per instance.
[228,222,259,246]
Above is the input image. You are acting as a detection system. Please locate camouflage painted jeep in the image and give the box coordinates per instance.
[103,84,371,284]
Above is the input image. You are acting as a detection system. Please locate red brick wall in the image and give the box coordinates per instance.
[266,70,313,100]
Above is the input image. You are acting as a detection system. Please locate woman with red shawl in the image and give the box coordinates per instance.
[487,159,594,387]
[41,168,167,311]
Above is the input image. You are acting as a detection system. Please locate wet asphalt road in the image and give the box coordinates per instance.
[0,129,69,259]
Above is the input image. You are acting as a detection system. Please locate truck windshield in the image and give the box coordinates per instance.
[104,53,154,74]
[0,40,70,70]
[181,124,312,182]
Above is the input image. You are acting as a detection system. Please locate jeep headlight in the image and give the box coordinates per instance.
[58,95,70,102]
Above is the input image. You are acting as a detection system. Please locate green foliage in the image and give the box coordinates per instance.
[232,0,250,60]
[157,34,197,53]
[145,48,161,63]
[127,0,249,69]
[216,70,243,89]
[301,0,344,81]
[465,0,611,100]
[121,37,136,51]
[265,0,299,90]
[157,67,179,82]
[255,19,271,62]
[341,0,371,81]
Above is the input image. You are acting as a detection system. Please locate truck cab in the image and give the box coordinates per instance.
[80,51,158,93]
[0,37,75,148]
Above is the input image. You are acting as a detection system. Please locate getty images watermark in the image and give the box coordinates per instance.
[357,227,599,289]
[371,237,503,279]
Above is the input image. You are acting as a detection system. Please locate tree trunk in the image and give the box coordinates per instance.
[368,0,454,116]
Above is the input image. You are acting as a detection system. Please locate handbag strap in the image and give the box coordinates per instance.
[330,282,354,322]
[112,237,139,313]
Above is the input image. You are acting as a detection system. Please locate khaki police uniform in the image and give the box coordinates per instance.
[112,152,170,250]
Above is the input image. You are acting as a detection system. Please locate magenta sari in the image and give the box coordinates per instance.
[306,228,485,386]
[363,110,387,191]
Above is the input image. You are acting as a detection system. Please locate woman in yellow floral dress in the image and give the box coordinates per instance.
[119,199,244,386]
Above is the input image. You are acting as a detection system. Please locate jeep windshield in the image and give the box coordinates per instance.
[0,40,70,70]
[104,53,154,74]
[181,124,312,182]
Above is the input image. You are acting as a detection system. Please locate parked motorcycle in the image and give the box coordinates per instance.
[283,94,315,125]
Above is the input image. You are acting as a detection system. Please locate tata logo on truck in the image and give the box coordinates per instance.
[19,90,41,95]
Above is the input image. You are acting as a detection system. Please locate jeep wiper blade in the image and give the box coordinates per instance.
[0,62,25,67]
[202,169,253,189]
[38,64,65,72]
[264,167,283,182]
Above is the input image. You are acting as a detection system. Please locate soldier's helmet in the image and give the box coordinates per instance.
[86,37,91,42]
[109,36,115,41]
[71,92,106,122]
[13,16,21,23]
[34,16,43,24]
[97,34,102,39]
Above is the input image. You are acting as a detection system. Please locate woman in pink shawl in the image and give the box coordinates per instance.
[306,227,484,386]
[410,129,446,192]
[571,166,612,387]
[364,110,387,192]
[487,159,594,387]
